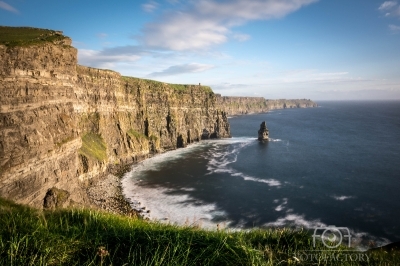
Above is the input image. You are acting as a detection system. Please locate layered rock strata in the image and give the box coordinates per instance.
[0,32,230,208]
[0,27,318,210]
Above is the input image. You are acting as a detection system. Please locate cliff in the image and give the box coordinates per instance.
[0,27,230,208]
[0,26,317,209]
[216,95,317,115]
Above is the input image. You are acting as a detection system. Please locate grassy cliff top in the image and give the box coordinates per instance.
[122,76,213,94]
[0,26,69,47]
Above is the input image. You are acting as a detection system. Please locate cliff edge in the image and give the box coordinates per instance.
[0,27,230,208]
[0,26,317,210]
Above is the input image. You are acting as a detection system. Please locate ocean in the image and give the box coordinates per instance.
[122,101,400,248]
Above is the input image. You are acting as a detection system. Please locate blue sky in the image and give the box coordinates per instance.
[1,0,400,100]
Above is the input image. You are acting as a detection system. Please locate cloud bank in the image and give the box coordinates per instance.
[79,0,318,76]
[78,47,143,68]
[140,0,318,51]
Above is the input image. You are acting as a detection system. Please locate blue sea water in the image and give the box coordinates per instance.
[122,101,400,248]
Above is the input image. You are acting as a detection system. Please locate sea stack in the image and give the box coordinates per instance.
[258,121,269,141]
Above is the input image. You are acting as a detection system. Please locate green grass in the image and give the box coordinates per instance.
[127,130,158,150]
[200,85,213,94]
[170,84,187,92]
[149,134,158,141]
[121,76,214,94]
[127,129,147,140]
[0,197,398,265]
[79,133,107,162]
[0,26,68,47]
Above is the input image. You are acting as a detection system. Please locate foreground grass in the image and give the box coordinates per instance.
[0,198,398,265]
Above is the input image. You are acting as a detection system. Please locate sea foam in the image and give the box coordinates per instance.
[122,137,283,227]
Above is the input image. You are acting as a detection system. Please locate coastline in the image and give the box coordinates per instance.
[86,105,319,219]
[103,102,400,254]
[86,150,183,218]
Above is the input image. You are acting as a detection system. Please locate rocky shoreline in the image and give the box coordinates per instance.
[86,174,139,217]
[85,157,154,219]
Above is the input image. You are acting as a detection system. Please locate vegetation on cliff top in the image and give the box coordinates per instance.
[122,76,213,94]
[0,26,69,47]
[0,197,398,265]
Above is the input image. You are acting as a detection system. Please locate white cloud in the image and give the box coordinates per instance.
[379,1,400,17]
[389,24,400,32]
[197,0,318,22]
[97,33,108,39]
[0,1,19,13]
[140,0,318,51]
[233,33,251,42]
[379,1,397,10]
[148,63,214,77]
[142,1,158,12]
[142,14,228,50]
[276,69,350,84]
[78,48,142,68]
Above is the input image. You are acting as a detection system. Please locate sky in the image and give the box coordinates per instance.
[1,0,400,100]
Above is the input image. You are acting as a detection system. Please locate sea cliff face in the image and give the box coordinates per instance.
[0,37,230,208]
[0,27,317,209]
[216,95,317,115]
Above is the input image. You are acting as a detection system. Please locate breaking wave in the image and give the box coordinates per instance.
[332,195,355,201]
[263,213,390,251]
[121,137,285,227]
[204,138,282,187]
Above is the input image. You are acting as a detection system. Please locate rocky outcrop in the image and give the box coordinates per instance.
[258,121,269,141]
[43,187,70,209]
[0,29,230,208]
[216,95,317,115]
